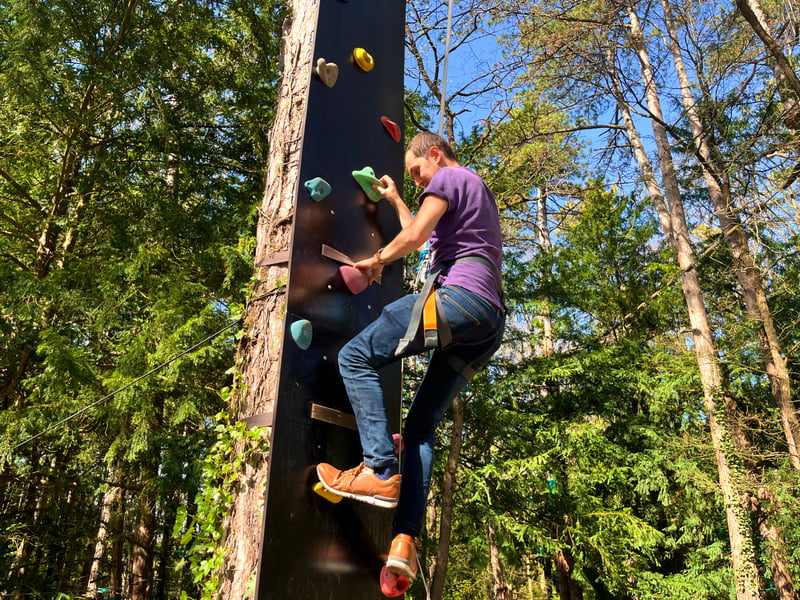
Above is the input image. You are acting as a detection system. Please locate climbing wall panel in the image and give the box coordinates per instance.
[255,1,406,598]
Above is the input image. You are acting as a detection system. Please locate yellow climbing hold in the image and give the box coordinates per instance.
[353,47,374,72]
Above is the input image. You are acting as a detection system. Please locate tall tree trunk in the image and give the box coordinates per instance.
[156,492,179,600]
[86,470,124,597]
[130,482,156,600]
[660,3,797,595]
[429,396,466,600]
[218,2,319,597]
[109,483,125,600]
[536,188,554,359]
[554,548,582,600]
[488,523,507,600]
[662,0,800,473]
[617,8,763,598]
[735,0,800,100]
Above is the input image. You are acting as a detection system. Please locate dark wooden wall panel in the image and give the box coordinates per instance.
[256,1,406,598]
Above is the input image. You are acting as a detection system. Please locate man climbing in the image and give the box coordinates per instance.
[316,131,505,582]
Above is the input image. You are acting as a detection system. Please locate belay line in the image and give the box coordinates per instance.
[11,287,285,451]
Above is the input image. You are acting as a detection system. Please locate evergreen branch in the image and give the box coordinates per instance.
[12,318,242,452]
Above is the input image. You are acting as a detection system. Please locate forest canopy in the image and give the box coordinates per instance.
[2,0,800,599]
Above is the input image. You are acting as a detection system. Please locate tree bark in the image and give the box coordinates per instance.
[735,0,800,101]
[661,0,800,474]
[554,548,582,600]
[488,523,507,600]
[217,2,319,598]
[429,396,466,600]
[86,466,124,597]
[618,7,763,598]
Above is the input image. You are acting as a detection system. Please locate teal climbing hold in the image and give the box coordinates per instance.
[291,319,313,350]
[305,177,331,202]
[352,166,383,202]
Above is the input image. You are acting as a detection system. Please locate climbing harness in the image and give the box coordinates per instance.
[395,256,500,358]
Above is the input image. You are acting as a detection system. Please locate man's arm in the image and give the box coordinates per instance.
[374,175,415,229]
[355,193,448,283]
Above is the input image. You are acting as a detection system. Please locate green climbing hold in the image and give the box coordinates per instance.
[291,319,313,350]
[352,166,383,202]
[305,177,331,202]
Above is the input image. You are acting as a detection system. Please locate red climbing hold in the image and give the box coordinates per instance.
[381,116,402,142]
[380,566,409,597]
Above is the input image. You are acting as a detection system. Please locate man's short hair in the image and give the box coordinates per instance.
[407,131,457,161]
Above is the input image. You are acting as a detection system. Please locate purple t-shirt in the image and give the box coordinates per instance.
[419,166,503,309]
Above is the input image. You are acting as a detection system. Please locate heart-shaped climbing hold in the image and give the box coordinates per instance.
[304,177,331,202]
[314,58,339,87]
[381,116,402,142]
[352,47,374,72]
[352,166,383,202]
[339,265,369,294]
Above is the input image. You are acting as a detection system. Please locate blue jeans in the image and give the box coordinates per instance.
[338,285,505,538]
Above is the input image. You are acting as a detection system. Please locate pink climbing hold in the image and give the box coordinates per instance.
[392,433,404,455]
[381,116,402,142]
[339,265,369,294]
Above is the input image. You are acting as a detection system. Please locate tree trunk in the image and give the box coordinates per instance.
[130,491,156,600]
[109,483,125,600]
[750,489,796,600]
[217,2,319,598]
[554,548,582,600]
[488,523,507,600]
[536,188,554,359]
[620,7,763,598]
[660,4,797,595]
[429,396,466,600]
[156,492,179,600]
[86,467,124,597]
[661,0,800,474]
[735,0,800,100]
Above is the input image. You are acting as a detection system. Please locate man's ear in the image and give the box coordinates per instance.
[428,145,444,164]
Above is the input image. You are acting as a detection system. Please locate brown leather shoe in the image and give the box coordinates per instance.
[385,533,418,579]
[316,463,401,509]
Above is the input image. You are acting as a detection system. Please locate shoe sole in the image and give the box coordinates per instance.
[316,475,398,509]
[385,557,416,580]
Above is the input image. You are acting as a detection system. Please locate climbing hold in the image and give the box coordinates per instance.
[381,116,402,142]
[392,433,404,455]
[314,58,339,87]
[339,265,369,295]
[352,166,383,202]
[380,566,409,597]
[352,47,374,72]
[313,481,343,503]
[291,319,313,350]
[305,177,332,202]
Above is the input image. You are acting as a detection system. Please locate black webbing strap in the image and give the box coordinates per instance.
[395,263,444,356]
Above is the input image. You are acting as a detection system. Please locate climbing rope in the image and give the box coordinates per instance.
[11,287,284,451]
